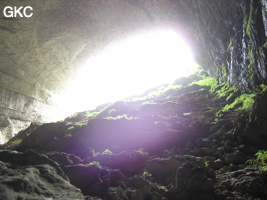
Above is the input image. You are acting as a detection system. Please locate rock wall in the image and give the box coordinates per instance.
[170,0,267,90]
[0,0,266,142]
[0,87,47,143]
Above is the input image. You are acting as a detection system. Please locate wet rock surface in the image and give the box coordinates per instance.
[1,76,267,199]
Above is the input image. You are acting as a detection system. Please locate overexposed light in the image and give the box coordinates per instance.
[48,29,198,121]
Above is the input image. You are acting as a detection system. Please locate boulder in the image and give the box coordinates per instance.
[0,151,84,200]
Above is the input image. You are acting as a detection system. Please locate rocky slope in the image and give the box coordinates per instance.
[1,74,267,200]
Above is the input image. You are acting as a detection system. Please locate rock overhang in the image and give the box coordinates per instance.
[0,0,267,143]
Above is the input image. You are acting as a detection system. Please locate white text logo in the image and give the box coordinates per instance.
[3,6,33,18]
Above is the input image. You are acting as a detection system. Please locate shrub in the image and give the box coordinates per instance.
[246,150,267,170]
[204,161,209,167]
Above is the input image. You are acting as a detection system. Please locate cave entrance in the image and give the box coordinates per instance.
[51,28,198,120]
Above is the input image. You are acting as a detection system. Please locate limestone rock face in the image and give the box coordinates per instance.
[0,150,84,200]
[0,116,30,144]
[0,0,267,142]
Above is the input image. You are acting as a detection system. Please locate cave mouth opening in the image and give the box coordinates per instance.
[50,29,198,121]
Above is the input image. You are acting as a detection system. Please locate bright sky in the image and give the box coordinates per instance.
[46,29,198,121]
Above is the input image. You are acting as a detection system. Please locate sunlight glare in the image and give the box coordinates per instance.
[49,29,198,121]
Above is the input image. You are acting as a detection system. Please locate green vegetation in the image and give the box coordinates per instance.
[104,116,114,120]
[204,161,209,167]
[141,169,169,192]
[74,122,87,127]
[92,149,101,157]
[213,82,267,115]
[151,182,169,192]
[244,1,253,36]
[248,45,254,64]
[135,148,149,156]
[222,93,256,112]
[191,75,218,93]
[228,37,233,50]
[90,161,100,166]
[221,64,227,82]
[142,100,156,105]
[212,83,267,123]
[193,74,236,98]
[215,111,223,118]
[105,114,137,120]
[9,138,22,145]
[164,84,182,91]
[183,112,191,116]
[260,84,267,93]
[192,76,217,87]
[191,75,258,123]
[142,171,152,178]
[259,40,267,56]
[246,150,267,170]
[215,63,228,82]
[108,109,116,115]
[243,1,258,81]
[67,126,74,131]
[132,84,182,101]
[102,149,113,154]
[263,39,267,48]
[214,92,255,122]
[64,126,75,138]
[247,44,255,81]
[64,133,72,138]
[86,111,101,117]
[215,82,237,99]
[85,106,109,119]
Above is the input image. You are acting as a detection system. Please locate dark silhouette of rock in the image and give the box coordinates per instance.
[244,92,267,146]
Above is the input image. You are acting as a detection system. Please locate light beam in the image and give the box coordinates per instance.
[48,29,198,121]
